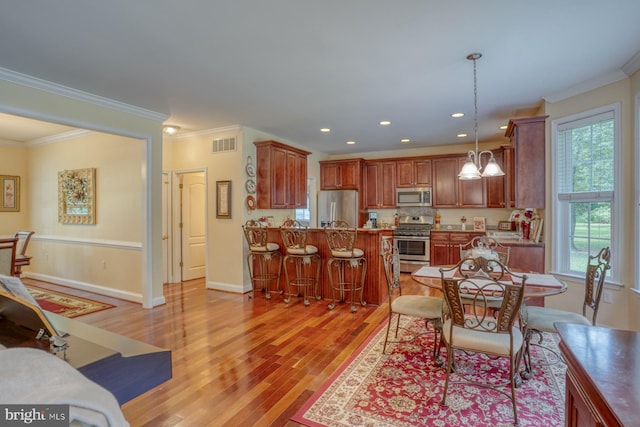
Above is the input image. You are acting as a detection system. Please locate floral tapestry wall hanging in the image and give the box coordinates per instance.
[58,168,96,224]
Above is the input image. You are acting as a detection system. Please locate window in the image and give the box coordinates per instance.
[295,177,314,226]
[552,104,619,281]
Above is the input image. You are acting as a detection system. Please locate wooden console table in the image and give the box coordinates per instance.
[556,323,640,426]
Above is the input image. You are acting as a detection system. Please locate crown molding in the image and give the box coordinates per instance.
[0,67,167,122]
[27,129,96,147]
[172,124,241,140]
[543,70,628,103]
[622,50,640,76]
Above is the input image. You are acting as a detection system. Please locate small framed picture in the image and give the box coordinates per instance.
[0,175,20,212]
[473,217,486,232]
[216,180,231,219]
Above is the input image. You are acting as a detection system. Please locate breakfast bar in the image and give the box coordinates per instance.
[266,227,393,306]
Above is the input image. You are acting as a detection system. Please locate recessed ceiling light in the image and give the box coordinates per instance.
[163,125,180,135]
[379,120,391,126]
[320,128,331,132]
[346,140,356,145]
[457,133,467,138]
[451,113,464,118]
[499,125,508,130]
[401,138,411,143]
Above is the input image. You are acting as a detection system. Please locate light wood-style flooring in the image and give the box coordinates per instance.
[22,276,433,427]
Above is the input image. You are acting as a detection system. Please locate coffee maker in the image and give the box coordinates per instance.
[368,212,378,228]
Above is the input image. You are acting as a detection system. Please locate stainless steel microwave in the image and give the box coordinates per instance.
[396,187,432,207]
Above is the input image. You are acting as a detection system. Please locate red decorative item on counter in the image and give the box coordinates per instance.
[522,221,531,240]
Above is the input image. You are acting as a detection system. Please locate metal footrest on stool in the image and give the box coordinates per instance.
[326,256,367,312]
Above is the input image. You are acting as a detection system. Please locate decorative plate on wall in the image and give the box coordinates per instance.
[245,157,256,177]
[245,178,256,194]
[246,195,256,210]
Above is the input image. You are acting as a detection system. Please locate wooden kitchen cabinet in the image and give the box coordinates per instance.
[396,158,431,188]
[255,140,310,209]
[432,156,485,208]
[364,160,396,208]
[430,231,484,266]
[319,159,363,190]
[485,149,507,208]
[505,116,547,208]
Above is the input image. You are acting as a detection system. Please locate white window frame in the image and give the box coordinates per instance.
[551,103,621,284]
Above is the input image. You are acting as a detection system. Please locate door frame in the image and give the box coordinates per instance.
[171,168,208,283]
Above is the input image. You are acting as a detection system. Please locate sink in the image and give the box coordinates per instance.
[486,231,521,239]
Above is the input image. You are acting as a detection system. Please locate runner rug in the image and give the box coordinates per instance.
[25,284,115,318]
[292,315,565,427]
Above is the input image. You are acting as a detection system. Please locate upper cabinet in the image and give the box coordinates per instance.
[505,116,547,209]
[255,140,310,209]
[485,149,507,208]
[432,156,485,208]
[363,160,396,208]
[396,158,432,188]
[319,159,363,190]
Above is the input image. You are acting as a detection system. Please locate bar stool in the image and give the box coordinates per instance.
[242,219,283,300]
[280,220,321,306]
[325,221,367,312]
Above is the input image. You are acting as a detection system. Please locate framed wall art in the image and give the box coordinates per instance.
[473,216,486,232]
[216,180,231,219]
[0,175,20,212]
[58,168,96,224]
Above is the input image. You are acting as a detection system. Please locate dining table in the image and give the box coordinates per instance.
[410,265,568,300]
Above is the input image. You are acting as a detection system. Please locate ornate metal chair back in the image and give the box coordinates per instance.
[280,220,311,253]
[242,219,268,249]
[583,246,611,324]
[460,236,510,265]
[324,222,357,256]
[381,236,401,291]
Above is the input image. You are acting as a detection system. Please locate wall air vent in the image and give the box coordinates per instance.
[212,137,237,153]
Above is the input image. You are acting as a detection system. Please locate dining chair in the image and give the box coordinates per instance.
[380,236,443,365]
[13,231,35,276]
[521,246,611,379]
[439,256,527,425]
[0,237,19,276]
[459,236,510,265]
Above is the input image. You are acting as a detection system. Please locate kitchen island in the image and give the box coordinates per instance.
[266,227,393,306]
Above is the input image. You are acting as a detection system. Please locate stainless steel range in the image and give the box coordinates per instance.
[393,213,433,273]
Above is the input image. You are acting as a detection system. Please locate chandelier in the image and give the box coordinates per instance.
[458,53,504,180]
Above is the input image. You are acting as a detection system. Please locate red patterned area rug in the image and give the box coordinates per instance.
[25,284,115,318]
[292,316,565,427]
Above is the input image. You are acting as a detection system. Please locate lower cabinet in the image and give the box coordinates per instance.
[430,231,484,266]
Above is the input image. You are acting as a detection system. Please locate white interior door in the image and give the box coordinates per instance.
[162,172,171,284]
[180,172,206,281]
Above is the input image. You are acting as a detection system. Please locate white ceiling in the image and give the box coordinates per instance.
[1,1,640,154]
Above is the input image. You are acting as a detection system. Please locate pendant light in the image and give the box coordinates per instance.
[458,53,505,180]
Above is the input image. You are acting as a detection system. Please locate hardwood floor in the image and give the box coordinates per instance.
[23,276,433,427]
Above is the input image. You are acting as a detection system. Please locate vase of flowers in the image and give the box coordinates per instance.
[512,209,536,240]
[460,216,467,230]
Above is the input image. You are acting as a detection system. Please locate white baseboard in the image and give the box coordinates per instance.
[206,280,246,294]
[22,272,166,306]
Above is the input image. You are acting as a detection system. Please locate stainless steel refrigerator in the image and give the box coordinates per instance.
[318,190,359,227]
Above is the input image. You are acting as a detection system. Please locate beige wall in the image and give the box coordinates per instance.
[0,145,29,232]
[25,132,144,296]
